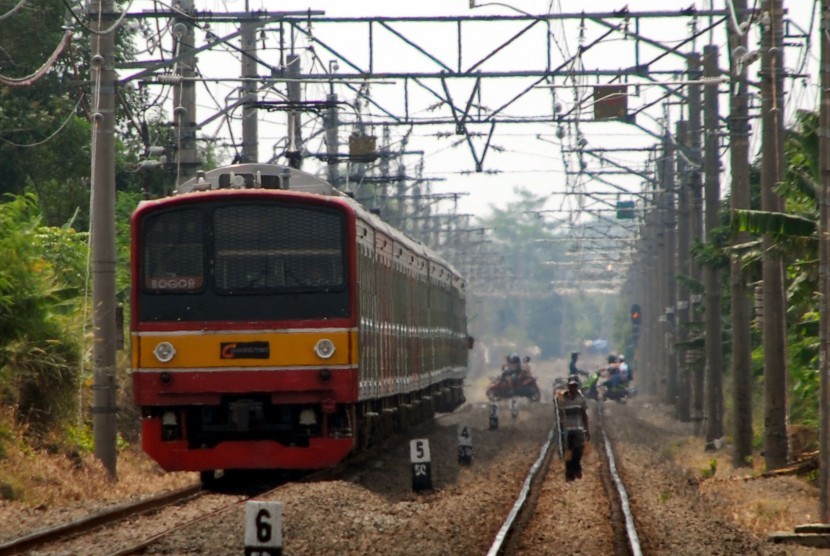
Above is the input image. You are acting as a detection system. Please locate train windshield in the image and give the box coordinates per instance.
[142,209,205,293]
[213,204,344,292]
[139,201,349,322]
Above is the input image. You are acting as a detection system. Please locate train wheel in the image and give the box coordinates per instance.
[200,470,218,488]
[424,396,435,420]
[359,413,376,451]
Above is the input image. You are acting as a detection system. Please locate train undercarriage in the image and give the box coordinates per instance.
[140,378,466,484]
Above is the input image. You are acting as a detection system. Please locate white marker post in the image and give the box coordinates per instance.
[410,438,433,492]
[244,501,283,556]
[489,403,499,430]
[458,423,473,465]
[511,398,519,419]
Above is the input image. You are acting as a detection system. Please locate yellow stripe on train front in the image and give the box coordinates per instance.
[135,329,357,368]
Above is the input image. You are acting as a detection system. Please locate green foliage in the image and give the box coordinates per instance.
[788,311,820,428]
[730,209,816,239]
[473,188,618,358]
[675,274,704,295]
[27,178,91,230]
[0,194,85,433]
[64,421,129,454]
[0,480,22,501]
[0,0,92,201]
[116,190,142,299]
[0,423,11,460]
[781,110,819,207]
[700,458,718,479]
[65,422,95,453]
[690,225,731,268]
[731,109,826,435]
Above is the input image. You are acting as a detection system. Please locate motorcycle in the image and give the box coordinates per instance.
[584,371,601,401]
[486,373,541,402]
[599,374,633,402]
[581,369,633,402]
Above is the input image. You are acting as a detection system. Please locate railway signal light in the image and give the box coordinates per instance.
[630,304,642,325]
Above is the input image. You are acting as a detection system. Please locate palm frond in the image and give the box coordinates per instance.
[731,209,817,238]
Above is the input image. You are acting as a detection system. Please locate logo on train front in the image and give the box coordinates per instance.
[221,341,270,359]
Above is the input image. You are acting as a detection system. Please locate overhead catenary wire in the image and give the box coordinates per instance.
[0,30,74,87]
[0,96,85,147]
[61,0,135,35]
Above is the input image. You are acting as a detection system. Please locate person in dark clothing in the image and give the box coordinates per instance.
[568,352,580,376]
[501,353,522,396]
[559,377,590,481]
[568,352,589,383]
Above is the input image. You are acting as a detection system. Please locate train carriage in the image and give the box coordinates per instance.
[131,163,469,480]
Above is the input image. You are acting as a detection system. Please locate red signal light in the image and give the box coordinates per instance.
[630,304,641,325]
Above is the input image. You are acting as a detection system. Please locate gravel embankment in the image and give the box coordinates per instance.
[3,375,827,556]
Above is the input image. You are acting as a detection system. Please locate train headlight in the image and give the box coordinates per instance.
[153,341,176,363]
[314,338,336,359]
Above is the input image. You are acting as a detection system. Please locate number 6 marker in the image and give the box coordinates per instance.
[244,501,283,555]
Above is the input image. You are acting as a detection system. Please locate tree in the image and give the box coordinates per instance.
[732,109,822,466]
[0,1,89,199]
[471,189,619,361]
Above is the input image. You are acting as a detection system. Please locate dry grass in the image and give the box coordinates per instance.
[668,425,820,536]
[0,407,193,509]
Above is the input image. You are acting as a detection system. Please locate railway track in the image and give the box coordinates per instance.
[486,399,643,556]
[2,400,667,555]
[0,484,203,556]
[0,406,466,556]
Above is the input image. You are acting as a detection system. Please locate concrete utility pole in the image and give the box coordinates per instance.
[324,91,340,186]
[728,0,754,468]
[661,128,678,407]
[654,141,669,402]
[378,125,391,214]
[240,20,259,163]
[675,120,692,421]
[687,52,705,430]
[819,0,830,522]
[88,0,118,477]
[640,204,659,396]
[760,0,789,470]
[173,0,198,185]
[286,53,303,168]
[702,44,724,448]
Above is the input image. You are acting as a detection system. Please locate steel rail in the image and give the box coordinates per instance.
[0,484,202,556]
[485,400,644,555]
[597,405,643,556]
[486,426,556,556]
[109,405,468,555]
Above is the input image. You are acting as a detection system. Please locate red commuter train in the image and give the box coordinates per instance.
[131,163,469,482]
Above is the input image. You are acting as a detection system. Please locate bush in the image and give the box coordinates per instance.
[0,194,85,434]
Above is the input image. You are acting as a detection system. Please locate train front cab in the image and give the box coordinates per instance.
[131,191,360,476]
[132,328,359,474]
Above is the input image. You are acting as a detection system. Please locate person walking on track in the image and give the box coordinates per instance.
[559,376,590,481]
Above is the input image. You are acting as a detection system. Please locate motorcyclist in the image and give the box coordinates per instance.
[501,353,522,396]
[606,354,622,388]
[568,352,590,383]
[559,376,590,481]
[568,352,580,376]
[619,355,631,381]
